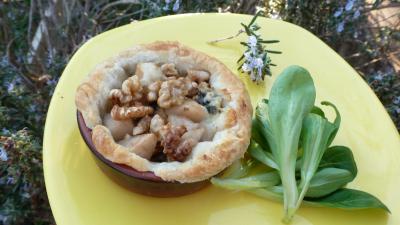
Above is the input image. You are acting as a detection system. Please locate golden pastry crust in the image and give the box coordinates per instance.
[76,41,252,183]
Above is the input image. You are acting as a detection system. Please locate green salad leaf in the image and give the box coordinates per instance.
[306,168,353,198]
[248,140,278,170]
[211,171,280,190]
[266,65,316,222]
[251,119,272,154]
[211,65,389,222]
[221,158,254,179]
[310,106,325,117]
[319,146,358,178]
[297,111,338,208]
[305,188,391,212]
[248,187,389,212]
[321,101,341,145]
[255,99,275,152]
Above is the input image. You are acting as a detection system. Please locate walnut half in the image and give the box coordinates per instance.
[121,75,142,100]
[146,81,161,102]
[111,105,153,120]
[108,75,143,106]
[161,63,179,77]
[109,89,132,105]
[157,77,188,108]
[160,124,188,162]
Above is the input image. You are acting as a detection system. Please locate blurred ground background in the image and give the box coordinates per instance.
[0,0,399,224]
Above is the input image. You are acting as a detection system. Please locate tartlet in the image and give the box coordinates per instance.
[75,41,252,183]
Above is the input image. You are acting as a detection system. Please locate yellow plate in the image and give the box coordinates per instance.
[43,13,400,225]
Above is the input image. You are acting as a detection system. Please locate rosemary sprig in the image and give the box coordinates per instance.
[209,11,281,83]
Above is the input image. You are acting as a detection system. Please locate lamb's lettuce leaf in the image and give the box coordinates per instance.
[266,65,316,222]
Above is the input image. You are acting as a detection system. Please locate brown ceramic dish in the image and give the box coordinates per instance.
[77,111,210,197]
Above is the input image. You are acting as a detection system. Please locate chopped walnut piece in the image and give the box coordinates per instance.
[161,63,179,77]
[173,139,195,162]
[188,70,210,82]
[147,81,161,102]
[174,128,205,160]
[132,116,151,135]
[198,81,210,89]
[162,127,203,162]
[163,142,181,161]
[182,77,198,97]
[157,77,188,108]
[109,89,132,105]
[111,105,153,120]
[121,75,142,100]
[160,125,188,162]
[108,75,143,106]
[133,101,143,107]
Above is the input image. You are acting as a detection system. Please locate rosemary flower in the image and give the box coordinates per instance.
[248,35,258,48]
[163,0,180,12]
[337,21,345,33]
[393,96,400,105]
[334,7,343,17]
[374,74,383,81]
[334,0,361,34]
[7,82,14,92]
[237,12,281,83]
[172,0,180,12]
[353,9,361,19]
[345,0,355,11]
[208,11,280,83]
[0,147,7,161]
